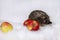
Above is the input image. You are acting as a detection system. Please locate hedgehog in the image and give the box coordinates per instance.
[28,10,52,25]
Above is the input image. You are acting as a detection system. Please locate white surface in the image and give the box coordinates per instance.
[0,0,60,40]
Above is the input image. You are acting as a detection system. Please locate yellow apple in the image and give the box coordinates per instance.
[1,22,13,32]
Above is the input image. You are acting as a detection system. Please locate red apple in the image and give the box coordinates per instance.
[23,19,40,31]
[27,20,39,31]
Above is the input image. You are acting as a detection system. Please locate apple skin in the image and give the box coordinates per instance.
[27,20,39,31]
[23,19,40,31]
[1,22,13,32]
[23,19,33,26]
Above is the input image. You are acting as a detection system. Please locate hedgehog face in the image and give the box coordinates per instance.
[43,19,52,24]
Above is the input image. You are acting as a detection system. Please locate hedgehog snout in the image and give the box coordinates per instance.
[44,20,52,24]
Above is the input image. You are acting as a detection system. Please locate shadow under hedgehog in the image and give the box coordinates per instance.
[29,10,52,26]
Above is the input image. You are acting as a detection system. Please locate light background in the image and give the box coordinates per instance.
[0,0,60,40]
